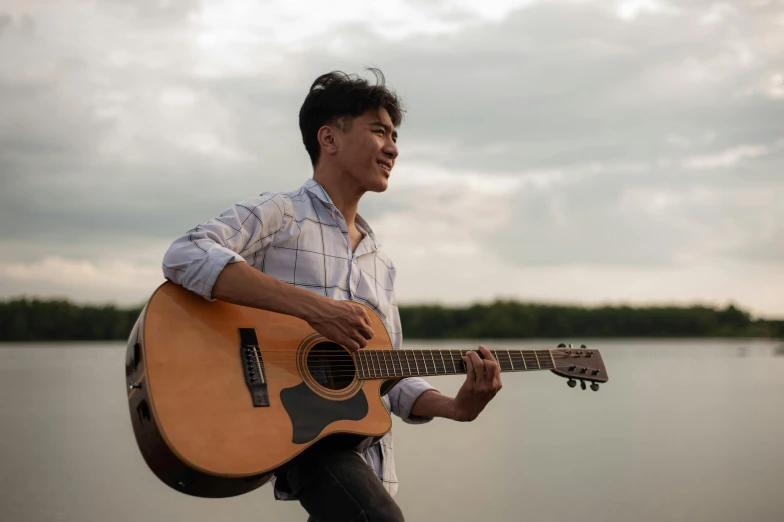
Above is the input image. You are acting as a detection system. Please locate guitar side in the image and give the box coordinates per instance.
[124,283,394,498]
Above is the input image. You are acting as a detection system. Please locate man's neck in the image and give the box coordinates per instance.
[312,169,363,229]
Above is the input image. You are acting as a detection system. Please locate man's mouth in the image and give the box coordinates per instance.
[377,161,393,174]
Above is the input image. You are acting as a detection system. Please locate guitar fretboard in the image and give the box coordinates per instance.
[354,349,556,379]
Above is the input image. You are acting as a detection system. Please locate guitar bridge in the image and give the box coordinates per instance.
[239,328,269,407]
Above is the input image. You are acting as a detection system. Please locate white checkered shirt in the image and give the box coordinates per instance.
[162,178,436,498]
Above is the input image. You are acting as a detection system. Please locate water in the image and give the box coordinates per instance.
[1,339,782,522]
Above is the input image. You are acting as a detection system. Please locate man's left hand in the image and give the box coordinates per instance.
[451,345,503,422]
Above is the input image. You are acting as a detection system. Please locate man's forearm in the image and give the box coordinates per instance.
[410,389,457,420]
[210,261,375,352]
[211,261,325,321]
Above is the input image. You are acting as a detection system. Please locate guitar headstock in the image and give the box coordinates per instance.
[550,343,608,391]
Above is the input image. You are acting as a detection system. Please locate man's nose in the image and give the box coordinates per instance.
[383,140,398,160]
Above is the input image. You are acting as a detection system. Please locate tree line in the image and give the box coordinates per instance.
[0,297,781,342]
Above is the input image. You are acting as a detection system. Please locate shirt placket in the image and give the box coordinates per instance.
[325,204,360,300]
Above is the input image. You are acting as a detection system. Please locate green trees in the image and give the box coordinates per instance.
[397,301,780,339]
[0,298,780,342]
[0,299,139,341]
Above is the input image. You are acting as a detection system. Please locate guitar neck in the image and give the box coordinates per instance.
[354,349,556,379]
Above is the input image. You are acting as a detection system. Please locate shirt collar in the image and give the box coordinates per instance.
[302,178,382,250]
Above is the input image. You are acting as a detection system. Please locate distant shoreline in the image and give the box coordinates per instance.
[1,298,781,342]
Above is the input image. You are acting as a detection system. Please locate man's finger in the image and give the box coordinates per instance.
[484,358,499,382]
[468,351,485,383]
[478,345,496,362]
[360,323,375,340]
[353,333,368,349]
[463,352,476,385]
[359,307,373,329]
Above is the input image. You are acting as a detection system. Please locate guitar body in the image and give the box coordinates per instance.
[124,282,396,498]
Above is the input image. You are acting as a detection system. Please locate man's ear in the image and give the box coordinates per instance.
[317,125,338,156]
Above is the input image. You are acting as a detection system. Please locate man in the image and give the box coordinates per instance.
[162,69,503,522]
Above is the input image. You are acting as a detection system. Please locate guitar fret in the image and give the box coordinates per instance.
[507,351,515,371]
[362,351,368,378]
[440,351,447,374]
[534,350,541,370]
[429,351,438,375]
[522,351,528,370]
[382,351,390,377]
[413,351,420,375]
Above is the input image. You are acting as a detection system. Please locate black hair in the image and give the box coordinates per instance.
[299,68,404,166]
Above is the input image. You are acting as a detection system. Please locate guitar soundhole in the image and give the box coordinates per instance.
[307,342,355,391]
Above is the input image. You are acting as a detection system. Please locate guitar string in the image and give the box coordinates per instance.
[236,350,581,357]
[245,369,588,380]
[235,354,583,366]
[240,353,576,360]
[240,354,590,378]
[233,348,576,359]
[240,361,576,378]
[236,356,591,375]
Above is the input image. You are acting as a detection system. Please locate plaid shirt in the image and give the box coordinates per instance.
[162,178,436,498]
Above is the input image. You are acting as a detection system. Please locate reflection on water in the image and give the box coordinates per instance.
[1,339,783,522]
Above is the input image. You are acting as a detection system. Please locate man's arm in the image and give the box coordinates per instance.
[410,345,503,422]
[162,194,374,351]
[213,262,376,351]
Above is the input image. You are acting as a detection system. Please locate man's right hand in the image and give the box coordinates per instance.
[305,299,375,352]
[212,262,375,352]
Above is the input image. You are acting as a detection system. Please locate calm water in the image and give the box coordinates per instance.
[1,339,783,522]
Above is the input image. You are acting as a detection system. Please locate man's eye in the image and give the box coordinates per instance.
[374,130,384,135]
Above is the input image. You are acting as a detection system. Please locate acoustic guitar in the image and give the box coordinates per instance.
[124,282,608,498]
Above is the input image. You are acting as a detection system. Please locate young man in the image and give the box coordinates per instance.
[162,69,503,522]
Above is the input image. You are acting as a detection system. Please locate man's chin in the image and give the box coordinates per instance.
[367,176,389,193]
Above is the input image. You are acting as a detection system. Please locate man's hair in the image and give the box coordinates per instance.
[299,68,404,166]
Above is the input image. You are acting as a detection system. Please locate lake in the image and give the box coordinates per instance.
[1,339,782,522]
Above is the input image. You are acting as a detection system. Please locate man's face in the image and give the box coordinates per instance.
[333,108,399,193]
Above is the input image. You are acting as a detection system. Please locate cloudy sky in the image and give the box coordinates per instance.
[1,0,782,317]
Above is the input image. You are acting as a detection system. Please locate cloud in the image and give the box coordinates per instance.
[682,143,773,169]
[0,256,162,304]
[0,0,782,315]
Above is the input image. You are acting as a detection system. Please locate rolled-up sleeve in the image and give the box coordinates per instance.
[162,193,288,300]
[387,377,438,424]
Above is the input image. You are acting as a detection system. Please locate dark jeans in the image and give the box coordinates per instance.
[281,447,404,522]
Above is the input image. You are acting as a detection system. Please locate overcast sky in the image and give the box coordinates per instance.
[1,0,782,317]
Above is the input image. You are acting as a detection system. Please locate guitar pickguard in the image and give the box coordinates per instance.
[280,383,369,444]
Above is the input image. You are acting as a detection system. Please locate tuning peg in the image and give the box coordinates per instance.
[567,379,577,388]
[580,380,586,390]
[591,383,600,392]
[558,343,566,348]
[580,344,587,348]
